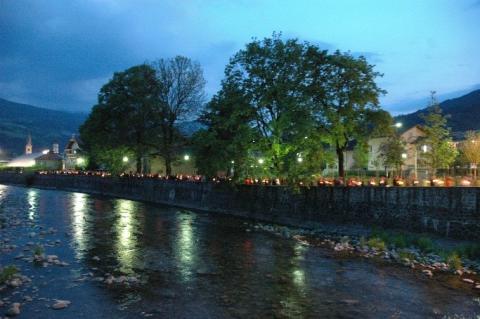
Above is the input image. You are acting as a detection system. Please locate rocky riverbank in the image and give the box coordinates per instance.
[246,222,480,292]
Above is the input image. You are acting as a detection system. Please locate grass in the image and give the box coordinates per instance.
[445,252,463,271]
[366,237,386,251]
[415,236,434,253]
[366,227,480,269]
[33,245,44,256]
[456,243,480,260]
[0,265,18,283]
[398,250,416,261]
[390,234,408,249]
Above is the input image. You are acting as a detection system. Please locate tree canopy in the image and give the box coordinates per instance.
[194,34,387,182]
[79,64,159,173]
[153,56,206,175]
[80,57,205,174]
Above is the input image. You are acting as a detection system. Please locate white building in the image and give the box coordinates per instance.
[63,135,81,170]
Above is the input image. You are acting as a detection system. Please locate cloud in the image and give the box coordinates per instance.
[0,1,216,111]
[1,0,478,115]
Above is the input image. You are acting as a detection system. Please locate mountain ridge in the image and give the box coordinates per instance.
[0,97,87,157]
[1,88,479,158]
[394,89,480,138]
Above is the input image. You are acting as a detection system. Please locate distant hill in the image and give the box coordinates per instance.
[0,98,87,157]
[395,89,480,139]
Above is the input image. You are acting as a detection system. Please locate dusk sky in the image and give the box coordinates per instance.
[1,0,479,115]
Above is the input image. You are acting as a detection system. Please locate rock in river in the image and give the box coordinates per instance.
[51,299,71,310]
[6,302,21,316]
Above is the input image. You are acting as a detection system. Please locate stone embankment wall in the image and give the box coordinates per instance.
[1,172,479,240]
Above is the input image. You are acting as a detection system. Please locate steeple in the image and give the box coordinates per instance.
[25,134,32,155]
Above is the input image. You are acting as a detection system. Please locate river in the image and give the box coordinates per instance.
[0,184,479,318]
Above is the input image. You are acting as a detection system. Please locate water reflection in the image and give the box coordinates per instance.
[0,184,7,201]
[114,199,138,272]
[71,192,88,258]
[1,186,476,318]
[175,213,197,281]
[292,242,307,289]
[27,189,38,220]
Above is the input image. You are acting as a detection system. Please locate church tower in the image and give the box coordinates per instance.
[25,134,32,155]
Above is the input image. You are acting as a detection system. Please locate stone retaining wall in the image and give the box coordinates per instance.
[1,172,479,240]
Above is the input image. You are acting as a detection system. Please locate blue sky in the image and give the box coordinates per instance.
[1,0,479,114]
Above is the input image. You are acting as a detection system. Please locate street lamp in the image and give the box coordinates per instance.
[258,158,264,164]
[184,155,190,161]
[76,157,85,166]
[122,156,129,163]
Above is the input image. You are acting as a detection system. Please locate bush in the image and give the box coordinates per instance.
[367,237,386,251]
[445,252,462,271]
[398,250,416,261]
[0,265,18,283]
[415,237,434,253]
[33,245,44,256]
[391,234,408,249]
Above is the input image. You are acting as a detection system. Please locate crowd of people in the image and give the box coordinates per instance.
[32,169,476,187]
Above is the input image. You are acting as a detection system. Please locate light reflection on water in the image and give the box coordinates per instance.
[0,184,7,201]
[27,189,38,220]
[71,192,88,258]
[175,213,196,281]
[114,199,137,272]
[292,242,306,289]
[1,185,476,318]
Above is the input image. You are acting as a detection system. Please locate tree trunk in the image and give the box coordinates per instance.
[336,147,345,179]
[136,155,142,174]
[165,153,172,176]
[142,155,150,174]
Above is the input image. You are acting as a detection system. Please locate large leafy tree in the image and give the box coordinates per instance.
[80,64,159,173]
[192,82,256,179]
[195,34,388,182]
[221,34,323,180]
[152,56,206,176]
[421,92,458,177]
[309,50,386,178]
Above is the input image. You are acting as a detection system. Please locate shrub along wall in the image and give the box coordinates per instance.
[1,172,479,240]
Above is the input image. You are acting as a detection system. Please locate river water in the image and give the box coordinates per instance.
[0,184,479,318]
